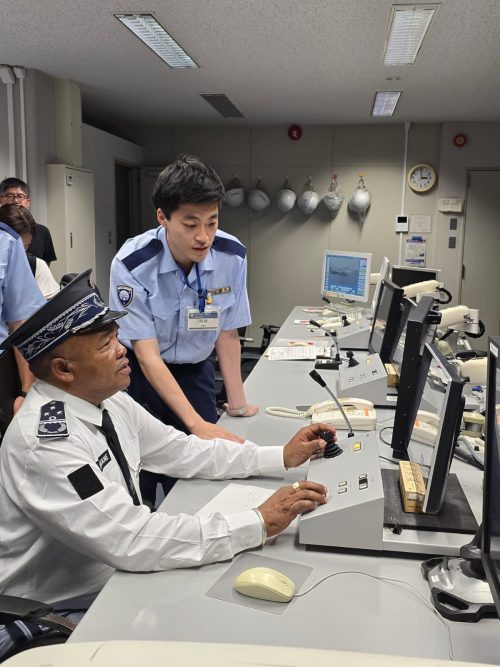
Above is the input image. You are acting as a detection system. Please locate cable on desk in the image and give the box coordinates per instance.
[379,455,399,466]
[294,570,454,660]
[378,425,394,447]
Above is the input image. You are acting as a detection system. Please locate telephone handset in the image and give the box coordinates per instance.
[265,397,377,431]
[412,410,439,447]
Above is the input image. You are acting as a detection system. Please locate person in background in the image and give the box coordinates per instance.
[0,177,57,266]
[0,204,59,300]
[0,269,330,658]
[0,223,45,413]
[110,155,257,506]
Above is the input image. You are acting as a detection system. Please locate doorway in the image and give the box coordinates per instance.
[461,170,500,347]
[115,163,141,251]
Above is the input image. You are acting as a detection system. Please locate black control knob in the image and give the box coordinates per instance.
[320,430,343,459]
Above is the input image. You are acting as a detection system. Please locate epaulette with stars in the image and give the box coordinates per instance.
[37,400,69,439]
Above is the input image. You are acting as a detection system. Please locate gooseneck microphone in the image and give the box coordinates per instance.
[321,296,351,325]
[309,369,354,437]
[309,319,341,369]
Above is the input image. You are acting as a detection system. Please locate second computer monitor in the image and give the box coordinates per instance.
[391,265,440,288]
[406,344,465,514]
[368,279,405,363]
[481,337,500,615]
[321,250,372,303]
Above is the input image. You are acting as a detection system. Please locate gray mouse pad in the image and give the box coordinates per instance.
[205,552,313,615]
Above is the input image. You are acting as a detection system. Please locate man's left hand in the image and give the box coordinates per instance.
[283,423,337,468]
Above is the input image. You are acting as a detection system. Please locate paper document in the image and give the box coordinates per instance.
[196,483,275,517]
[274,337,326,347]
[267,346,319,360]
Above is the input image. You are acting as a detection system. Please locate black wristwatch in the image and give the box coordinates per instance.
[17,390,27,398]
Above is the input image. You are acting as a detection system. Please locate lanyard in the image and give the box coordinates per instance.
[183,264,206,313]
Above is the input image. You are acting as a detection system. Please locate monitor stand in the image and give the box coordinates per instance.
[382,470,478,534]
[421,527,497,623]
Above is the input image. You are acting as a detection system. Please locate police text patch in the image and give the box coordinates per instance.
[97,449,111,471]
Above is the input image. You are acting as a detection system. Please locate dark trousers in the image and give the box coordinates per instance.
[126,349,218,506]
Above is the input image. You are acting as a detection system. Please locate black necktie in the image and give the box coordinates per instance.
[98,409,140,506]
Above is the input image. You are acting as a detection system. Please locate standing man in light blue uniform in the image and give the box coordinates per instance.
[110,155,257,504]
[0,223,45,414]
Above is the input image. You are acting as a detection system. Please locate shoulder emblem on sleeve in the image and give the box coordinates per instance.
[116,285,133,307]
[38,400,69,439]
[122,238,163,272]
[68,464,104,500]
[212,235,246,259]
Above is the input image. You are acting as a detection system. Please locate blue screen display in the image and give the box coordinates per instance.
[323,254,369,299]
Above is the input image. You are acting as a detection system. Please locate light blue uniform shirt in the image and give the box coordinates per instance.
[109,228,251,364]
[0,224,45,344]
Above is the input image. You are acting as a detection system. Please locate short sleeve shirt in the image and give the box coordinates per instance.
[109,228,251,364]
[0,224,45,343]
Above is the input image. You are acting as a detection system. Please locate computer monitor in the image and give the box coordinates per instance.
[321,250,372,303]
[481,336,500,613]
[371,256,391,314]
[406,344,465,514]
[391,265,440,288]
[368,279,405,364]
[390,296,438,459]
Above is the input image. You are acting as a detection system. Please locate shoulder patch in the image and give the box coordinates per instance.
[38,400,69,439]
[122,238,163,272]
[116,284,133,307]
[0,221,19,239]
[68,464,104,500]
[212,235,246,259]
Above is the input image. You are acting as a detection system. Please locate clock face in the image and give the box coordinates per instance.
[407,163,437,193]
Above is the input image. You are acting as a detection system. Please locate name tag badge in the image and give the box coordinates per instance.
[187,306,220,330]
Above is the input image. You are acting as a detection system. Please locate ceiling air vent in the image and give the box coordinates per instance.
[199,94,244,118]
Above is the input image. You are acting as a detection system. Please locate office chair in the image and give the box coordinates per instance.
[212,324,280,412]
[0,352,75,661]
[0,596,75,661]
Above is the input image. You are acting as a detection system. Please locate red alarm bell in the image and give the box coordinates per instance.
[453,133,467,148]
[288,124,303,141]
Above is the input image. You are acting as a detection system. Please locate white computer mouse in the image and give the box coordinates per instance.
[233,567,296,603]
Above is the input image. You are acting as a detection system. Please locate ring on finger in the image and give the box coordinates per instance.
[292,481,301,493]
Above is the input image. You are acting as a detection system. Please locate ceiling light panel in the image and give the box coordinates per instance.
[115,13,198,69]
[371,91,402,117]
[383,4,437,66]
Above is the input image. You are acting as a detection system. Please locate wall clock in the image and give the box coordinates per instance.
[407,163,437,193]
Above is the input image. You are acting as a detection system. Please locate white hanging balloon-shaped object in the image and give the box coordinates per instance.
[224,175,245,208]
[297,176,320,215]
[275,176,297,213]
[348,174,371,222]
[248,177,271,212]
[322,173,344,213]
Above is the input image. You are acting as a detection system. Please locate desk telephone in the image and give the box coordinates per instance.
[265,398,377,430]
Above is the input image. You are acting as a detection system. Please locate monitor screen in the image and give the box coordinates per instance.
[390,296,438,458]
[371,256,391,314]
[392,265,440,288]
[321,250,372,303]
[406,344,464,514]
[481,337,500,614]
[368,279,405,363]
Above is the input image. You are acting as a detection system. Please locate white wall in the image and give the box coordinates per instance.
[0,69,58,226]
[82,123,143,298]
[436,122,500,303]
[133,123,441,340]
